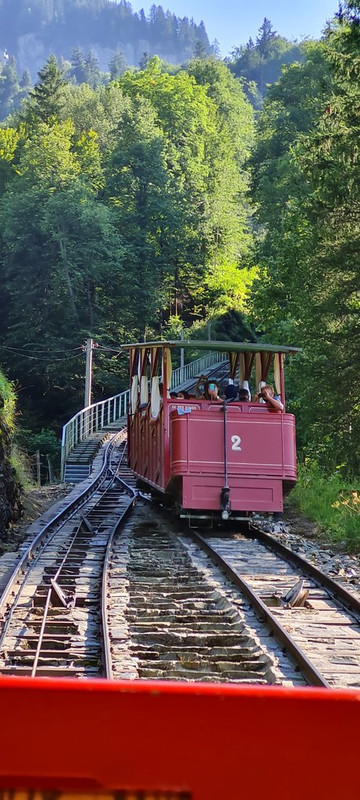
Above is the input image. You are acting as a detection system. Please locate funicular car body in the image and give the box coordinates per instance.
[126,341,300,520]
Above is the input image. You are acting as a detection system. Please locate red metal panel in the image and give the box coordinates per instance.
[171,407,295,477]
[0,677,359,800]
[129,404,167,491]
[182,475,283,511]
[170,405,296,513]
[130,400,296,509]
[283,419,297,479]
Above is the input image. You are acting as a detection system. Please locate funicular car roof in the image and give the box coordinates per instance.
[121,340,301,354]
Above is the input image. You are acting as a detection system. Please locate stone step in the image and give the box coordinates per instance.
[64,464,90,484]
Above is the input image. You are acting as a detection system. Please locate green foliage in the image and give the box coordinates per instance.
[27,54,67,124]
[0,56,26,120]
[0,368,16,432]
[228,18,308,104]
[10,443,34,489]
[291,462,360,550]
[112,58,255,329]
[0,52,255,431]
[161,315,185,341]
[250,2,360,476]
[15,427,60,465]
[0,367,29,489]
[0,127,20,193]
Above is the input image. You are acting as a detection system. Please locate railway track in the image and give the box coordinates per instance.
[186,527,360,688]
[1,433,360,688]
[105,507,287,683]
[0,431,136,677]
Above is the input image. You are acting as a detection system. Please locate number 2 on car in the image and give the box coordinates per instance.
[231,434,242,451]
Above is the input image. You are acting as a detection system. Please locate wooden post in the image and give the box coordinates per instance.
[46,455,53,484]
[36,450,41,487]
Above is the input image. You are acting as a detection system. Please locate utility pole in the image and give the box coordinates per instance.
[180,328,185,382]
[84,338,94,408]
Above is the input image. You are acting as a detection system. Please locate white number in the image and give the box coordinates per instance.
[231,435,242,451]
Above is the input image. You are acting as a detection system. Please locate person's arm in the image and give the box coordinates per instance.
[262,388,284,411]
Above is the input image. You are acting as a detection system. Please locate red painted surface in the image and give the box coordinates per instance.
[170,403,296,512]
[0,677,358,800]
[129,399,297,513]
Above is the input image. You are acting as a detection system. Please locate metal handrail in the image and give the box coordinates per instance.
[171,350,227,389]
[61,391,129,478]
[61,350,228,477]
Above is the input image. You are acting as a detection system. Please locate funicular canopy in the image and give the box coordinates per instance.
[121,340,301,354]
[123,340,301,408]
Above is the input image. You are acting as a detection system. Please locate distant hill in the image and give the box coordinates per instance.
[0,0,211,79]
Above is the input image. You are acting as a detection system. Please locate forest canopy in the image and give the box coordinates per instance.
[0,54,255,430]
[1,0,360,484]
[250,0,360,474]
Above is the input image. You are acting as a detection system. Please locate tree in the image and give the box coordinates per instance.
[27,54,67,123]
[106,96,181,337]
[117,57,255,323]
[109,49,126,80]
[70,47,87,84]
[193,40,208,59]
[256,18,277,57]
[0,56,21,120]
[228,21,306,102]
[0,127,19,194]
[250,5,360,473]
[84,50,101,88]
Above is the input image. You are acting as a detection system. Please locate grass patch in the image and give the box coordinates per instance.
[290,462,360,550]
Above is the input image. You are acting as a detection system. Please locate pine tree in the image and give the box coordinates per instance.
[193,40,208,59]
[0,56,21,120]
[84,50,101,88]
[256,18,277,57]
[29,54,66,123]
[109,50,126,80]
[70,47,87,85]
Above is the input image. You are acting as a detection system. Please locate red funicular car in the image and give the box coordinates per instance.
[125,341,300,521]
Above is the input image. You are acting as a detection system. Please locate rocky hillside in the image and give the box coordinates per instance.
[0,0,211,80]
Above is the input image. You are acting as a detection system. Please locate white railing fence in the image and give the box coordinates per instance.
[61,391,129,478]
[171,350,227,389]
[61,349,228,477]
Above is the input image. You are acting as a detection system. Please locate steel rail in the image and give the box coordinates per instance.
[101,471,137,679]
[0,430,125,624]
[250,525,360,618]
[188,530,330,688]
[1,432,131,676]
[31,588,52,678]
[30,516,85,677]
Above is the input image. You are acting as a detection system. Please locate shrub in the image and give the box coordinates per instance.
[290,462,360,550]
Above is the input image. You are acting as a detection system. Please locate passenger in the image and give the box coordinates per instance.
[195,375,207,398]
[256,384,283,411]
[238,388,250,402]
[223,384,238,402]
[204,379,222,402]
[170,391,178,399]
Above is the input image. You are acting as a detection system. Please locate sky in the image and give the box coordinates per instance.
[134,1,339,56]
